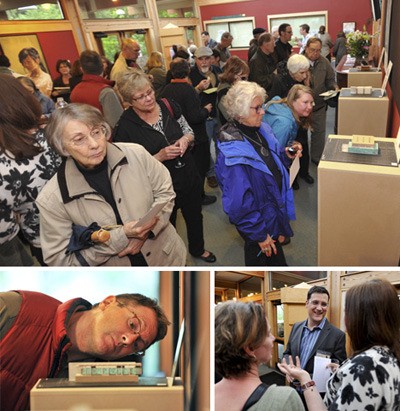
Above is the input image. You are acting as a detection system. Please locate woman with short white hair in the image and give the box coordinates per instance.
[269,54,310,100]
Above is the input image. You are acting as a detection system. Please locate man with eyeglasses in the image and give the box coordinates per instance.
[110,38,142,81]
[283,286,346,407]
[70,50,123,128]
[0,290,169,411]
[304,37,338,165]
[275,23,294,63]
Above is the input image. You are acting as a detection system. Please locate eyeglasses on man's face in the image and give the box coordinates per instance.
[307,47,322,54]
[131,88,154,103]
[116,300,147,356]
[67,125,106,147]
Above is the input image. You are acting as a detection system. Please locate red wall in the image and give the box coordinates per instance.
[37,31,80,79]
[200,0,373,60]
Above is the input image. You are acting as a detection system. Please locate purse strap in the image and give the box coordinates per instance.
[161,97,175,118]
[242,383,269,411]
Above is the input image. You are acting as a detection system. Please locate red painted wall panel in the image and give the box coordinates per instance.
[200,0,373,47]
[37,31,80,80]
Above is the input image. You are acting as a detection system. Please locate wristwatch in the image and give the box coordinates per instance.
[301,380,316,391]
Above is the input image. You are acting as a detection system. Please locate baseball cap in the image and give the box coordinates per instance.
[195,46,213,58]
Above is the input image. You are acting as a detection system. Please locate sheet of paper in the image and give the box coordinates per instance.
[203,87,218,94]
[133,200,170,228]
[313,356,331,392]
[289,154,300,187]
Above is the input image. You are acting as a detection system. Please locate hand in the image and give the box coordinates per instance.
[174,135,193,156]
[118,238,145,257]
[154,146,182,162]
[204,103,212,113]
[278,356,311,385]
[258,234,277,257]
[197,79,210,92]
[123,217,159,240]
[326,362,339,373]
[285,141,303,159]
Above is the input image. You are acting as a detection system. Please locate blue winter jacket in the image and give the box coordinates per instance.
[263,96,298,147]
[216,121,296,243]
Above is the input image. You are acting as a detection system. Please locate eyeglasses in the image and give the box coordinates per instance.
[308,47,322,54]
[116,300,147,356]
[67,125,106,147]
[249,104,265,114]
[131,88,154,102]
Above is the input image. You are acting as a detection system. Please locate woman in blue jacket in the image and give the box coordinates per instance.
[215,81,302,266]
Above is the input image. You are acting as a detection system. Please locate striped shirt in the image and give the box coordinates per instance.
[299,317,327,370]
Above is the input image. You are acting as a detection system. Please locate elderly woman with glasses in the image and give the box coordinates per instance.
[36,103,186,266]
[215,81,302,266]
[113,70,216,264]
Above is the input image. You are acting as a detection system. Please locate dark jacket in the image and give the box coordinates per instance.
[189,64,221,118]
[249,49,278,93]
[0,290,92,411]
[160,81,209,144]
[274,38,293,63]
[216,121,295,243]
[268,66,304,101]
[283,318,347,376]
[113,99,200,196]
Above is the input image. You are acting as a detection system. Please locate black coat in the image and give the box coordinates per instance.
[160,82,209,144]
[112,99,200,196]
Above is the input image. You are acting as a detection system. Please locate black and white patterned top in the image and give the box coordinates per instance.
[324,346,400,411]
[0,129,61,247]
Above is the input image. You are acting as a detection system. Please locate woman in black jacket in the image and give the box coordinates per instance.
[113,70,216,263]
[161,58,215,205]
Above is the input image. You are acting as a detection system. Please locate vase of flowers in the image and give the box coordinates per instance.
[346,30,371,66]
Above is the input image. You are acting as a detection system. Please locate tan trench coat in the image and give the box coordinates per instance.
[37,142,187,266]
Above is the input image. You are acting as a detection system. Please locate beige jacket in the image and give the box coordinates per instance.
[37,143,187,266]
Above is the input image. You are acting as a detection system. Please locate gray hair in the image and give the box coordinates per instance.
[45,103,111,157]
[224,81,266,120]
[287,54,310,74]
[117,70,152,104]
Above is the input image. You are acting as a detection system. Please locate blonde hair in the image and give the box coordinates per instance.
[146,51,164,71]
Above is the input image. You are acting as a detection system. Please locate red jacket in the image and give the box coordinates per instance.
[0,291,91,411]
[70,74,115,113]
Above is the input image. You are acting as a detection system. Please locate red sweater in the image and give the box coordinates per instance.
[0,291,91,411]
[70,74,115,113]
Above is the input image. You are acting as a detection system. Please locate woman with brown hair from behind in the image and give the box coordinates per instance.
[0,74,61,266]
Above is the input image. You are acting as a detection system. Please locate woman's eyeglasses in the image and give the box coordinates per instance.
[67,126,106,147]
[249,105,265,114]
[131,88,154,102]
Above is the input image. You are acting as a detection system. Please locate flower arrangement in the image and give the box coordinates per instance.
[346,30,371,59]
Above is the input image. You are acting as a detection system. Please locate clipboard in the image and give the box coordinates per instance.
[133,200,170,228]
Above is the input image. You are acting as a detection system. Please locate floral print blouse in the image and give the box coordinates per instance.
[324,346,400,411]
[0,129,61,248]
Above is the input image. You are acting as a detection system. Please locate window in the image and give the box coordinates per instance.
[0,1,64,21]
[77,0,147,20]
[204,17,255,49]
[157,0,196,18]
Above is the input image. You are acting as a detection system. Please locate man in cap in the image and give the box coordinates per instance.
[189,46,221,191]
[248,27,266,62]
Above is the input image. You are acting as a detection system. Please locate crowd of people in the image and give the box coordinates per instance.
[0,22,355,267]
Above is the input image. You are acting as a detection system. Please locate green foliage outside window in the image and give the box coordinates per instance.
[6,4,63,20]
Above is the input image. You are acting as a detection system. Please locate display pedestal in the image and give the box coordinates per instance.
[347,68,382,87]
[338,88,389,137]
[318,136,400,266]
[30,378,184,411]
